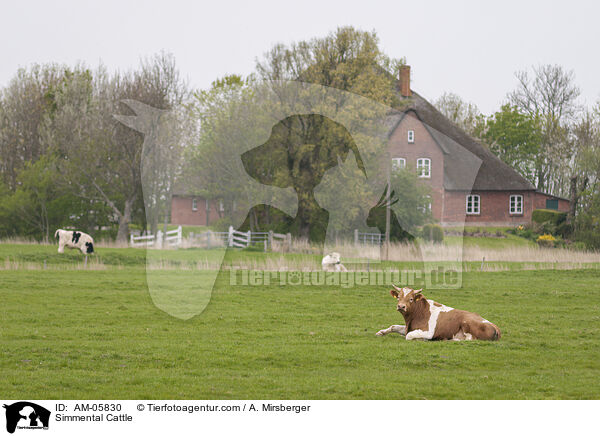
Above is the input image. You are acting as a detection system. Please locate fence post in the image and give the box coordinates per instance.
[156,230,163,249]
[247,230,251,248]
[177,226,182,247]
[130,233,134,247]
[286,233,292,248]
[268,230,274,250]
[206,231,211,249]
[228,226,234,248]
[354,229,359,245]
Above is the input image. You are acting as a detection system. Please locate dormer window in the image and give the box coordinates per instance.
[408,130,415,143]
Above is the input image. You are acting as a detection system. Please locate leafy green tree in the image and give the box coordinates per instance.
[187,27,426,242]
[0,156,95,240]
[480,105,542,185]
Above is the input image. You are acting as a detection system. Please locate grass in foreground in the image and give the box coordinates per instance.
[1,268,599,399]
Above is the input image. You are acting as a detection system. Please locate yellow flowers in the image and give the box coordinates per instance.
[536,233,556,247]
[537,234,556,242]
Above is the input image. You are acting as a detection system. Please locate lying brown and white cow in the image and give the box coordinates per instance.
[376,285,501,341]
[54,229,95,254]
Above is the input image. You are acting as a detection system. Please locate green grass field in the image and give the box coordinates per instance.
[1,243,599,399]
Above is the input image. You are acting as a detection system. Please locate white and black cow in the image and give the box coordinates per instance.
[54,229,94,254]
[376,285,501,341]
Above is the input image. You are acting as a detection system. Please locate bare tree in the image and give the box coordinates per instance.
[434,92,482,136]
[41,53,187,242]
[507,64,581,194]
[0,64,65,189]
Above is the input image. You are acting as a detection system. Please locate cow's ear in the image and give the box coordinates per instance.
[414,289,423,300]
[390,289,399,299]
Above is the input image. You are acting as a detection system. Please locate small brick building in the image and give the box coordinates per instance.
[387,65,569,226]
[170,193,223,226]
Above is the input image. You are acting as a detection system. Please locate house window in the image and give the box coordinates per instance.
[417,158,431,178]
[408,130,415,143]
[219,200,225,212]
[510,195,523,215]
[419,195,432,214]
[392,158,406,171]
[546,199,559,210]
[466,195,480,215]
[192,198,198,211]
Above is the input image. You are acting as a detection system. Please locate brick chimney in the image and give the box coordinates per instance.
[399,65,411,97]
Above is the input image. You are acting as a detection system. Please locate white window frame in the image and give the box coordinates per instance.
[192,198,198,211]
[417,158,431,178]
[510,195,523,215]
[466,194,480,215]
[392,157,406,171]
[408,130,415,143]
[419,195,432,214]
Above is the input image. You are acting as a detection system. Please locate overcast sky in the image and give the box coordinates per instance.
[2,0,598,114]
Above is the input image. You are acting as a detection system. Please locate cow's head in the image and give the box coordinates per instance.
[85,242,94,254]
[389,285,424,314]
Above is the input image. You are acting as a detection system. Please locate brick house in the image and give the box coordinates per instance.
[170,66,569,228]
[170,178,224,226]
[388,65,569,226]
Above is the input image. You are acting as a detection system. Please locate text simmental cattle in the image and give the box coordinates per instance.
[376,285,500,341]
[54,229,95,255]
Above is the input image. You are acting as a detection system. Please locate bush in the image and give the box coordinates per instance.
[211,217,234,232]
[532,209,567,226]
[555,221,573,238]
[422,224,444,243]
[536,233,556,247]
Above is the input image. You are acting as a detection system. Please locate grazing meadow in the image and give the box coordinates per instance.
[1,238,599,399]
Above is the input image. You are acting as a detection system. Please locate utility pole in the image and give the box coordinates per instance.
[384,156,391,261]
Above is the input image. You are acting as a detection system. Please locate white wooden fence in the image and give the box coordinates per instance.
[130,225,292,250]
[188,228,292,250]
[130,226,182,248]
[228,226,251,248]
[354,229,383,245]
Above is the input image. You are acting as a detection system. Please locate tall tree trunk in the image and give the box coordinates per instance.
[567,175,588,228]
[567,176,578,226]
[162,197,170,236]
[116,197,134,242]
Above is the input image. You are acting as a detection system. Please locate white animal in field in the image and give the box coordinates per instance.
[54,229,95,254]
[321,252,347,272]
